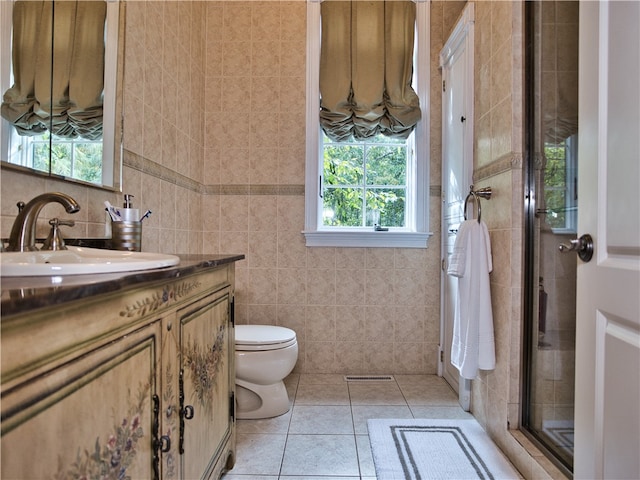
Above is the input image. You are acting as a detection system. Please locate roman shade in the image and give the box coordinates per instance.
[1,1,106,140]
[319,0,421,142]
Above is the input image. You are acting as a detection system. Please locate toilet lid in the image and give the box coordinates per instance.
[235,325,297,351]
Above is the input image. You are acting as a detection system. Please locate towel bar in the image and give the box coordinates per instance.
[463,185,492,223]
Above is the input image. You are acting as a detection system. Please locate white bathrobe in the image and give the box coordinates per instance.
[447,219,495,379]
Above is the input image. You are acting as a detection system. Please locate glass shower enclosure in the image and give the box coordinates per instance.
[522,1,579,475]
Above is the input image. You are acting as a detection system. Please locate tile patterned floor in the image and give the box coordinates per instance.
[222,373,474,479]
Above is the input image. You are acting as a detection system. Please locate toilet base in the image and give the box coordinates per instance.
[235,379,290,419]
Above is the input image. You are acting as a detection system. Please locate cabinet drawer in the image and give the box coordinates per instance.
[1,266,231,387]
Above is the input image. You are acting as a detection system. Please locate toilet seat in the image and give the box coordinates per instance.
[235,325,297,351]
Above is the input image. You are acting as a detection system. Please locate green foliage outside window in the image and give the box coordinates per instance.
[31,132,103,184]
[322,134,407,227]
[543,137,577,231]
[544,142,567,228]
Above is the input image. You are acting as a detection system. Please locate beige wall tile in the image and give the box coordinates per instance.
[277,267,306,305]
[306,305,336,341]
[278,147,305,184]
[334,342,365,374]
[335,306,366,341]
[277,230,306,268]
[335,269,366,306]
[306,269,336,306]
[247,304,278,326]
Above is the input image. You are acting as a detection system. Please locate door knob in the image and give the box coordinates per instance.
[558,233,594,262]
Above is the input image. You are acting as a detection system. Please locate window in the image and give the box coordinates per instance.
[543,135,578,233]
[322,133,410,228]
[9,131,103,183]
[304,0,431,248]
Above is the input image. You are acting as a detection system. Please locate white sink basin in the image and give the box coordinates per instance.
[1,246,180,277]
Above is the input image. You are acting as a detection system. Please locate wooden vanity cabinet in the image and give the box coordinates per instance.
[1,264,236,480]
[172,289,235,479]
[2,319,163,479]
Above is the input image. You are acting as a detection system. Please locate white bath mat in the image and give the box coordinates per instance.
[368,418,522,479]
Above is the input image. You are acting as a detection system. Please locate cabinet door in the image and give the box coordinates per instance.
[1,321,163,480]
[176,289,233,479]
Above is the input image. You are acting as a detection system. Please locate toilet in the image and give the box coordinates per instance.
[234,325,298,419]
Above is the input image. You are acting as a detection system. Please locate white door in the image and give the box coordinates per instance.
[574,2,640,478]
[440,4,474,410]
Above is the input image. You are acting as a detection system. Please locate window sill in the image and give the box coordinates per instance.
[302,230,432,248]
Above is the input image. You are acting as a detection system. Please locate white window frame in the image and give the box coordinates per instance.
[303,0,431,248]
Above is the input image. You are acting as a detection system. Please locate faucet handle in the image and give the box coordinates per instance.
[56,218,76,228]
[41,218,75,251]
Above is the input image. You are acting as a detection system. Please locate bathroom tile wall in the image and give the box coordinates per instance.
[118,0,208,255]
[472,0,523,450]
[202,0,454,376]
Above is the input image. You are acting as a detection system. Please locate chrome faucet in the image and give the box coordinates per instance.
[6,192,81,252]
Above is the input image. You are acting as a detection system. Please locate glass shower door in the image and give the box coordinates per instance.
[523,0,579,473]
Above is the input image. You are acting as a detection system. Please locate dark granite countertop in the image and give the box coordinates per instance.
[1,253,245,318]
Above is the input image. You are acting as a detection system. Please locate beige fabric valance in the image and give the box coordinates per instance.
[319,0,421,142]
[1,1,106,140]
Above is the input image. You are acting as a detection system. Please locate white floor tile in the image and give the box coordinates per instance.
[294,382,350,405]
[409,405,474,419]
[356,434,376,477]
[221,475,278,479]
[236,409,293,434]
[394,374,448,388]
[296,373,347,385]
[280,434,360,476]
[400,383,459,406]
[231,433,287,476]
[351,405,413,434]
[348,382,406,405]
[289,405,354,434]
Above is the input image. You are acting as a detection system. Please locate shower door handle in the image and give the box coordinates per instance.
[559,233,594,262]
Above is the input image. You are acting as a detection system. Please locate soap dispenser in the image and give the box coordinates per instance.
[121,194,139,222]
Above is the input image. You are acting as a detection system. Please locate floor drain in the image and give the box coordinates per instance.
[343,375,395,382]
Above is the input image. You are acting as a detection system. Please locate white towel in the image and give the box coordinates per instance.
[447,220,473,278]
[447,219,495,379]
